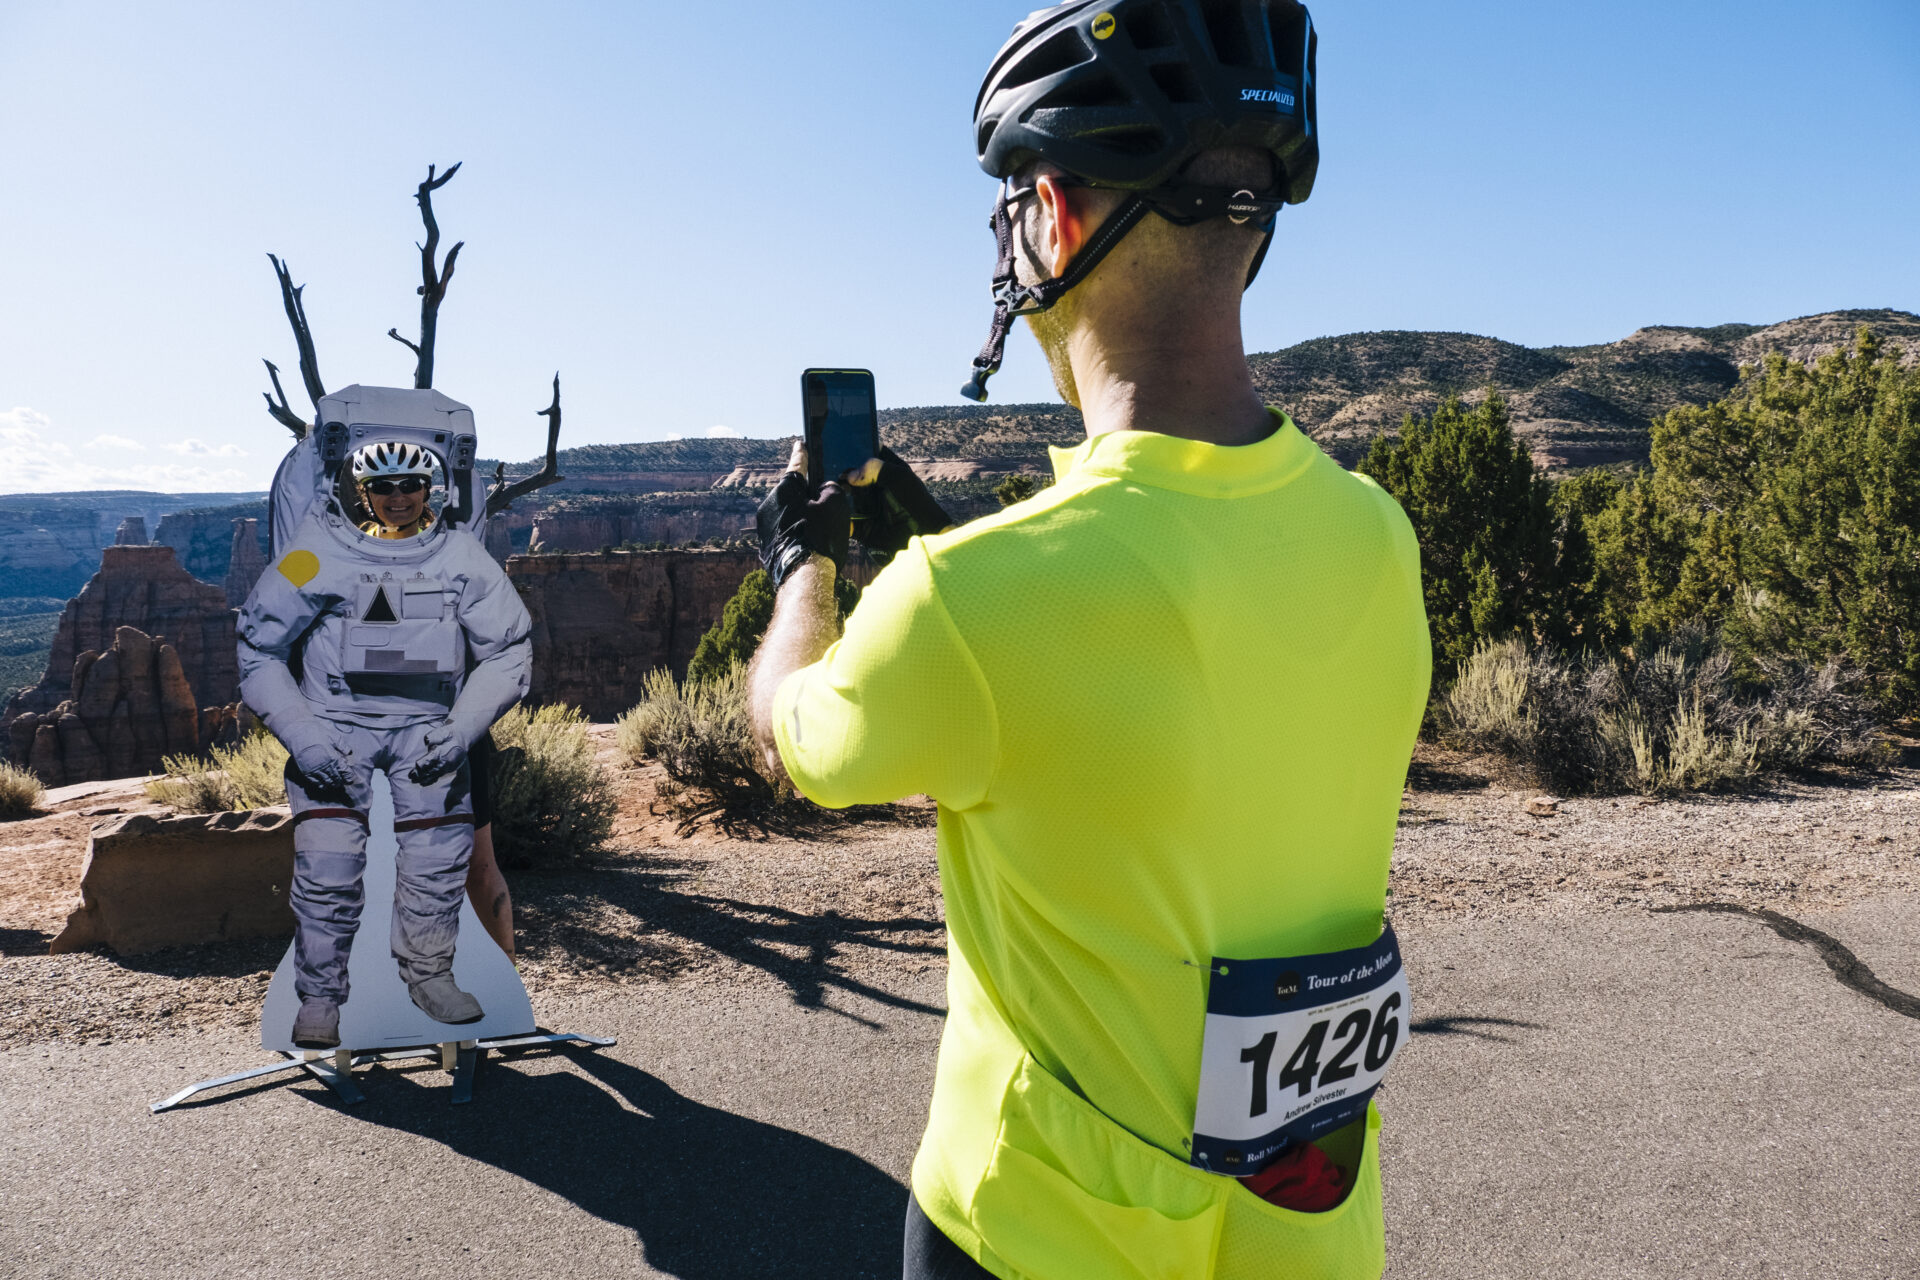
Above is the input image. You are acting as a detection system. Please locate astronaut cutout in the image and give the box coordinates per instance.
[238,386,532,1051]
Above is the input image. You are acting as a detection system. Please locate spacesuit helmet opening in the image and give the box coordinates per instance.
[348,440,445,538]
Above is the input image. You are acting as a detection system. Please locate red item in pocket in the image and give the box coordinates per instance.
[1239,1141,1347,1212]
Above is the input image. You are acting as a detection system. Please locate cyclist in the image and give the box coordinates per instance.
[751,4,1429,1276]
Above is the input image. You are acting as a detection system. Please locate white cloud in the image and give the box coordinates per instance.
[0,407,258,494]
[706,425,741,438]
[88,434,146,452]
[164,437,248,458]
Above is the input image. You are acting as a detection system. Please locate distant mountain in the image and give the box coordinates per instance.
[1252,309,1920,468]
[478,309,1916,482]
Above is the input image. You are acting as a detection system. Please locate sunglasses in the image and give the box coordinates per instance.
[365,476,429,496]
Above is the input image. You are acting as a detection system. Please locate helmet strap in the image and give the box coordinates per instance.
[963,187,1152,401]
[961,182,1281,402]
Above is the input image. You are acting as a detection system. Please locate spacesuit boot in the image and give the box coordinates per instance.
[408,972,484,1024]
[292,998,341,1049]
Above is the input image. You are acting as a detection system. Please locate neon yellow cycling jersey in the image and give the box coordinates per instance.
[774,412,1430,1279]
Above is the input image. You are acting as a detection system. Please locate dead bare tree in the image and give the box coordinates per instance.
[387,162,464,389]
[261,254,327,438]
[487,375,567,516]
[257,161,567,520]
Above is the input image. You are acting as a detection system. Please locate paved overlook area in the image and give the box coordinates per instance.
[3,739,1917,1279]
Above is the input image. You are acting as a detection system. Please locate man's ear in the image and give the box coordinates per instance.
[1033,172,1090,277]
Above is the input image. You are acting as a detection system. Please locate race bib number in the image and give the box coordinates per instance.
[1189,924,1410,1175]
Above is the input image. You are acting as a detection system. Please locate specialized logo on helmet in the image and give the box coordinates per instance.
[1241,86,1298,108]
[1090,11,1115,39]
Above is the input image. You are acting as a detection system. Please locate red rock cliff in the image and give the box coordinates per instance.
[508,548,763,720]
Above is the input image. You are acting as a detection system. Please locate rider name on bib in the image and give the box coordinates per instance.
[1189,924,1410,1176]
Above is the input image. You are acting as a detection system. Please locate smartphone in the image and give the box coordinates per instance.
[801,368,879,488]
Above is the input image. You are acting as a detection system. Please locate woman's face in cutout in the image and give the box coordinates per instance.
[364,476,429,531]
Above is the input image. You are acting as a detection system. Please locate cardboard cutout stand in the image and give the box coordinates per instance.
[153,773,612,1112]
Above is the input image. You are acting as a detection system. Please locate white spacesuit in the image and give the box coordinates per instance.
[238,389,531,1050]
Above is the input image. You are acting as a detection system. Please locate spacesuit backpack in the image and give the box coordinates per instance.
[269,385,489,557]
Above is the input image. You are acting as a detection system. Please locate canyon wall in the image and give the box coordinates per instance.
[154,501,271,584]
[526,492,762,554]
[0,492,265,603]
[508,548,763,719]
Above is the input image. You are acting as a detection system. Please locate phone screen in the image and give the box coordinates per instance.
[802,369,878,487]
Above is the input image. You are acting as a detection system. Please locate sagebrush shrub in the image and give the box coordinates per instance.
[145,731,290,813]
[1446,629,1890,795]
[617,662,797,823]
[146,755,238,813]
[487,703,618,870]
[0,760,45,820]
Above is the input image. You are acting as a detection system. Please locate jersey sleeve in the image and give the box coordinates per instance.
[773,541,998,811]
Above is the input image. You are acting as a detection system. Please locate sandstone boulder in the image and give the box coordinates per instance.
[50,807,295,955]
[5,625,229,786]
[2,544,238,782]
[114,515,149,545]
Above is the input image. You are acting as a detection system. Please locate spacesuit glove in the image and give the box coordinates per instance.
[408,722,466,786]
[284,726,353,795]
[756,471,850,591]
[850,447,953,556]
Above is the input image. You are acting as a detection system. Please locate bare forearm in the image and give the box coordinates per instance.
[748,555,842,786]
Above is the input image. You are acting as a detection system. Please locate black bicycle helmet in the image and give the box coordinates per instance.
[960,0,1318,400]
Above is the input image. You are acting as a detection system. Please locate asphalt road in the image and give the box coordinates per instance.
[4,897,1917,1279]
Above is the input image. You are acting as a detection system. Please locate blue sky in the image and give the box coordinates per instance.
[1,0,1915,492]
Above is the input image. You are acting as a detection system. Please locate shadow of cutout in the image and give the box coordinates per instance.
[516,858,948,1027]
[1654,902,1920,1020]
[1409,1014,1545,1044]
[337,1048,907,1279]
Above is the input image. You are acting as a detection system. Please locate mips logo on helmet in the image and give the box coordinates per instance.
[1241,86,1297,108]
[1090,11,1116,39]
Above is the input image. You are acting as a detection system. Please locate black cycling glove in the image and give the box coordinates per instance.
[757,472,850,591]
[853,447,955,558]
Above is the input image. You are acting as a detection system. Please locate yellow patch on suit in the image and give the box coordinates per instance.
[277,550,321,587]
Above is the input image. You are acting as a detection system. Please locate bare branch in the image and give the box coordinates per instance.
[400,161,464,389]
[268,254,326,415]
[386,327,423,359]
[261,360,307,436]
[487,373,567,516]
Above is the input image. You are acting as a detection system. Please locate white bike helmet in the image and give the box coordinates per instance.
[349,440,439,483]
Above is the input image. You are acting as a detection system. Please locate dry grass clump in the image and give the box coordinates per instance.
[1446,629,1890,795]
[0,760,46,820]
[618,663,798,828]
[488,703,618,870]
[145,731,290,813]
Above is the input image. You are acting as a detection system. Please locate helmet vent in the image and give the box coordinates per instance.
[1121,4,1180,50]
[1266,4,1309,72]
[1089,123,1171,158]
[1037,71,1132,111]
[1148,62,1203,105]
[1195,0,1257,68]
[998,28,1090,92]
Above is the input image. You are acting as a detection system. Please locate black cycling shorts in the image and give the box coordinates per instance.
[903,1193,992,1279]
[469,732,496,828]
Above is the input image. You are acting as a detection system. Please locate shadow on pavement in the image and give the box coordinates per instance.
[517,858,947,1024]
[1410,1014,1545,1043]
[339,1048,907,1279]
[1655,902,1920,1019]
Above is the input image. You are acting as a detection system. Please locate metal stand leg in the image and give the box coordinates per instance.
[152,1031,617,1112]
[450,1041,479,1105]
[297,1050,365,1106]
